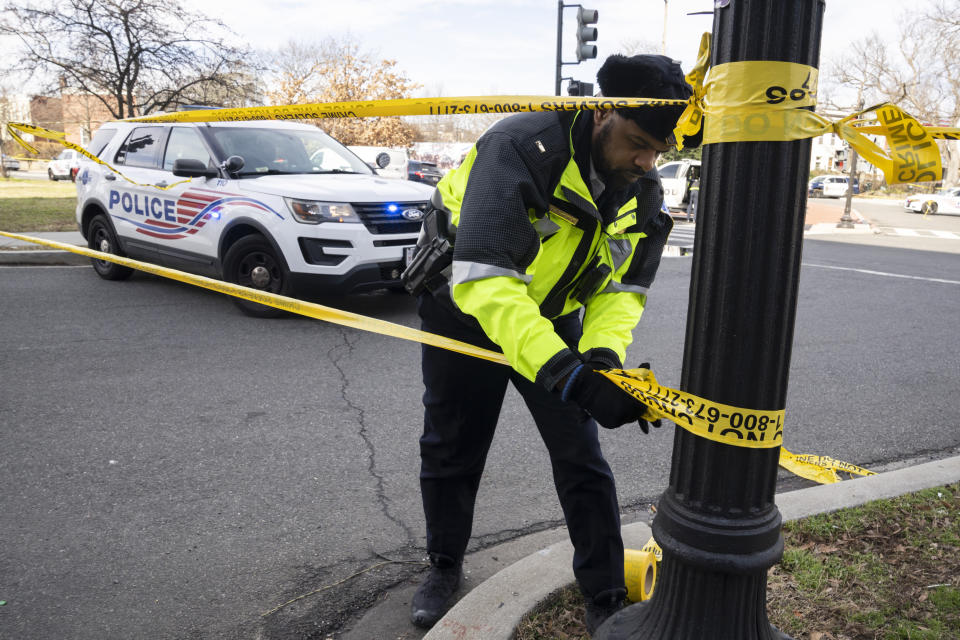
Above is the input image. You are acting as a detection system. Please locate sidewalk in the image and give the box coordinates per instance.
[804,198,872,234]
[343,454,960,640]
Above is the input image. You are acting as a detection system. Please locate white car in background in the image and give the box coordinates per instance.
[820,175,851,198]
[349,145,408,181]
[657,159,700,212]
[903,187,960,215]
[48,148,81,181]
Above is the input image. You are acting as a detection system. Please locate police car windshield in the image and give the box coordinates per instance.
[207,127,372,177]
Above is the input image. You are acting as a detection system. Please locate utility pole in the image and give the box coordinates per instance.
[595,1,824,638]
[662,0,668,54]
[838,96,864,229]
[555,1,565,95]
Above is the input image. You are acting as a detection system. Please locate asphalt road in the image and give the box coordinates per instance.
[1,222,959,639]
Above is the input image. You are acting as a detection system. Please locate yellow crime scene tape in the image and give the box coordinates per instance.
[2,31,887,484]
[672,33,958,185]
[6,31,958,189]
[5,122,192,191]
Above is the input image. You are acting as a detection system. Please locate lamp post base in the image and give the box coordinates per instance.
[594,557,794,640]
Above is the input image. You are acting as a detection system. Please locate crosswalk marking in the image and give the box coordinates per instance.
[668,224,696,247]
[664,223,960,257]
[931,230,960,239]
[881,227,960,239]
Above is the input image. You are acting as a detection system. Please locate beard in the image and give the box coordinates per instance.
[592,120,643,191]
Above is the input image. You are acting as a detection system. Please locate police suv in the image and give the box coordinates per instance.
[76,119,433,316]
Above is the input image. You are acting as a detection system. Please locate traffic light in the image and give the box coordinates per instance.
[835,148,846,171]
[567,80,595,96]
[576,8,598,61]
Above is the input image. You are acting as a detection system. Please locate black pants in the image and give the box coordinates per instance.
[417,292,625,599]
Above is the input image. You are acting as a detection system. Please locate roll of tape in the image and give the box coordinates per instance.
[624,549,657,603]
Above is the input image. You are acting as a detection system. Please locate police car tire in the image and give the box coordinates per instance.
[88,214,133,281]
[222,235,291,318]
[48,169,56,181]
[921,201,937,215]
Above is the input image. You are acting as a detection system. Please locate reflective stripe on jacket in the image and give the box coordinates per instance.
[433,110,672,389]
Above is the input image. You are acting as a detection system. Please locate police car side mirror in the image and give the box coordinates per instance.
[375,152,391,169]
[172,159,217,178]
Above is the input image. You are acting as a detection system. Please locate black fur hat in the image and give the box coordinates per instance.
[597,54,702,148]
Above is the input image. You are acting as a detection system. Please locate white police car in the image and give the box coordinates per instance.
[75,119,433,316]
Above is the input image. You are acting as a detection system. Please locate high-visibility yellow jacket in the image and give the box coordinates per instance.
[433,110,673,390]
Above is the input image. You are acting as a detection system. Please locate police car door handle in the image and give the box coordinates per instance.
[105,174,116,181]
[156,180,168,188]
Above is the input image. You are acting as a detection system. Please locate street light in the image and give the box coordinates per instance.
[838,97,865,229]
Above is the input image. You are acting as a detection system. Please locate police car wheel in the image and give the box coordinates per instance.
[48,169,56,181]
[223,235,291,318]
[87,214,133,281]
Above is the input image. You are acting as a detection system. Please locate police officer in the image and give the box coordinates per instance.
[403,54,701,635]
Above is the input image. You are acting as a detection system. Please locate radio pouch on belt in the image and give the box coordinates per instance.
[401,201,456,296]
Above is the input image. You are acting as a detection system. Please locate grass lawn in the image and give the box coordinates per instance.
[516,483,960,640]
[0,178,78,232]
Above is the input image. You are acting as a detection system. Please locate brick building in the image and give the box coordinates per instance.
[29,92,117,146]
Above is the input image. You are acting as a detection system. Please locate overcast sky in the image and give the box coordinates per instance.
[2,0,906,107]
[205,0,904,104]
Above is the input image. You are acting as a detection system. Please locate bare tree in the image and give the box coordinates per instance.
[826,0,960,184]
[618,38,660,56]
[0,0,258,118]
[266,36,420,147]
[267,40,328,107]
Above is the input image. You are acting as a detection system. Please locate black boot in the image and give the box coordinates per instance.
[584,587,625,637]
[410,559,463,629]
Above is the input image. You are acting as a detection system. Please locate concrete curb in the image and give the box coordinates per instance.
[424,454,960,640]
[0,231,88,266]
[0,250,89,266]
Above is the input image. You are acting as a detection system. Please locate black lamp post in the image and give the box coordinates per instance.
[595,1,824,638]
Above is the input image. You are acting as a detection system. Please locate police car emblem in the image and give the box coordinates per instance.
[401,208,424,221]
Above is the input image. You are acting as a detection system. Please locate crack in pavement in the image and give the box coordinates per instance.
[326,327,417,545]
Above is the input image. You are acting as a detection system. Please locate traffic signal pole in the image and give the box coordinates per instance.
[595,1,824,638]
[555,1,564,95]
[555,2,597,95]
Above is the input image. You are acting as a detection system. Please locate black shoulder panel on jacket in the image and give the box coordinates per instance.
[621,170,670,290]
[622,208,673,290]
[452,112,573,273]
